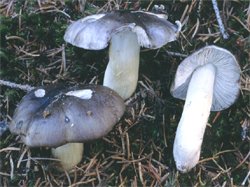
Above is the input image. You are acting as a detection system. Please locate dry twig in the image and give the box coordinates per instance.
[211,0,229,39]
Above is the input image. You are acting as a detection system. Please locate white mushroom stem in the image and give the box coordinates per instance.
[173,63,216,172]
[103,30,140,100]
[52,143,83,171]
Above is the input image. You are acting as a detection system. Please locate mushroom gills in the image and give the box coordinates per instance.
[103,30,140,100]
[173,63,216,172]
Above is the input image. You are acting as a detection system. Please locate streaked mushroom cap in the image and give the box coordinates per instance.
[64,10,181,49]
[171,45,241,111]
[9,84,125,147]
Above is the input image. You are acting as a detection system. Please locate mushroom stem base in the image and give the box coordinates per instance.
[52,142,83,171]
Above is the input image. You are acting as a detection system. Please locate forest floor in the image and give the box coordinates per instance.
[0,0,249,186]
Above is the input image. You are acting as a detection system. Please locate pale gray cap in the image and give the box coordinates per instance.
[64,10,181,50]
[171,45,241,111]
[9,84,125,147]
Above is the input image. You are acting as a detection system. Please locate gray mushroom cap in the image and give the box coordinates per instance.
[64,10,181,50]
[171,45,241,111]
[9,84,125,147]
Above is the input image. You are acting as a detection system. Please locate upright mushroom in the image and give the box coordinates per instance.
[9,84,125,170]
[170,45,241,172]
[64,10,181,99]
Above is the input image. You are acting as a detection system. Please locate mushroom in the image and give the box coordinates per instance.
[9,84,125,170]
[170,45,241,172]
[64,10,181,99]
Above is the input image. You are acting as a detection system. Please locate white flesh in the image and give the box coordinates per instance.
[103,31,140,100]
[173,63,216,172]
[52,143,83,171]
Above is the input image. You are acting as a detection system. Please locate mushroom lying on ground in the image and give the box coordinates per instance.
[9,84,125,170]
[64,10,181,100]
[170,45,241,173]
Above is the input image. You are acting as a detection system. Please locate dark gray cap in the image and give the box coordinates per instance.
[9,84,125,147]
[171,45,241,111]
[64,10,181,49]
